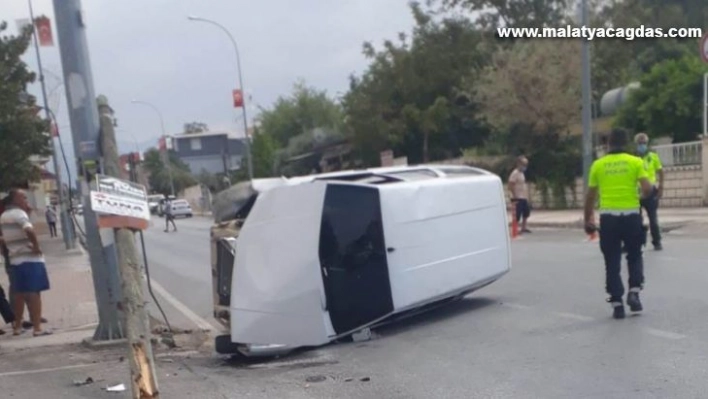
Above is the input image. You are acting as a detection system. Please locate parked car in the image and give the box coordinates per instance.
[210,165,512,358]
[168,199,193,218]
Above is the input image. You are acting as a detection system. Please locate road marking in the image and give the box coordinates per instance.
[149,279,216,332]
[0,363,95,378]
[645,328,686,340]
[501,303,688,341]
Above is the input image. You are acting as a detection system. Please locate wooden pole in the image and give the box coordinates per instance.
[99,96,160,398]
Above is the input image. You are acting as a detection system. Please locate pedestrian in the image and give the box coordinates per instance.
[45,206,57,238]
[164,199,177,233]
[584,128,652,319]
[0,195,16,334]
[635,133,663,250]
[0,189,52,336]
[508,155,532,234]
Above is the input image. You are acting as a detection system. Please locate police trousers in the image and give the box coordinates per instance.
[599,213,644,301]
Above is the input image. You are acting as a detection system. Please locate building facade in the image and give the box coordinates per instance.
[172,132,247,176]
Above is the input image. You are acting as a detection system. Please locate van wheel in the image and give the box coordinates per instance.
[187,214,193,218]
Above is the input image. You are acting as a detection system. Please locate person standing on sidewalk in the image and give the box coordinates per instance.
[164,199,177,233]
[584,129,652,319]
[508,156,532,234]
[45,206,57,238]
[0,189,51,336]
[635,133,664,250]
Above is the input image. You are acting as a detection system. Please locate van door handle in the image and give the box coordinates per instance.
[387,247,395,253]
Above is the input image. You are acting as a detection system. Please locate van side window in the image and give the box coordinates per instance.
[319,185,385,272]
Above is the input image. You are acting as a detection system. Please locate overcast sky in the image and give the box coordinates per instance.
[3,0,415,181]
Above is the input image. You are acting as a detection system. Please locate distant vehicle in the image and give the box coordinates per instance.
[148,194,163,214]
[168,199,193,218]
[210,165,512,358]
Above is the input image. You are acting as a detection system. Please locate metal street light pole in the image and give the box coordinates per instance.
[580,0,593,187]
[28,0,75,250]
[131,100,175,196]
[187,15,254,181]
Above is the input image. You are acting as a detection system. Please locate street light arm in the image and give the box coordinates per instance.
[131,100,167,136]
[187,17,244,90]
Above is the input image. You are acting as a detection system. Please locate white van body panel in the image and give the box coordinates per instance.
[229,181,332,347]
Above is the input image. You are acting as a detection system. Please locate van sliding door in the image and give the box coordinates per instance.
[319,184,394,335]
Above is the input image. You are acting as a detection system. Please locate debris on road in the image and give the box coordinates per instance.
[72,377,94,386]
[360,377,371,382]
[352,327,373,342]
[105,383,126,392]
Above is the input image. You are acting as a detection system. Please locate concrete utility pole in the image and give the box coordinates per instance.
[27,0,75,250]
[52,0,125,340]
[580,0,594,186]
[99,97,160,399]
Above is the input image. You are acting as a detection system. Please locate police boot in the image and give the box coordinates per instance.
[627,290,643,312]
[608,298,625,319]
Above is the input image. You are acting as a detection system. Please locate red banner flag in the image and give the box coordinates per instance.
[158,136,166,151]
[232,89,244,108]
[50,122,58,137]
[34,16,54,47]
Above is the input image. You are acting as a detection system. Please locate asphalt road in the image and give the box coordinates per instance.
[140,217,708,398]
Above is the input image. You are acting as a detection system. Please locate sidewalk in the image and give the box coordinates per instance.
[517,207,708,230]
[0,234,97,349]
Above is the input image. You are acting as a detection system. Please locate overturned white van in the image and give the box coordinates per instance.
[210,165,512,356]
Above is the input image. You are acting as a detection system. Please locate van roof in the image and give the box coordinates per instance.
[274,165,493,187]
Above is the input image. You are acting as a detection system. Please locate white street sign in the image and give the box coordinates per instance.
[90,191,150,221]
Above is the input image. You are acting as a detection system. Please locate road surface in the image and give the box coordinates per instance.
[140,215,708,398]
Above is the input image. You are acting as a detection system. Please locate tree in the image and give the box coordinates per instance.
[343,3,492,165]
[472,38,582,194]
[614,55,708,143]
[142,148,197,195]
[183,122,208,134]
[427,0,572,29]
[0,21,51,190]
[250,126,278,178]
[589,0,702,101]
[258,80,344,148]
[473,39,581,135]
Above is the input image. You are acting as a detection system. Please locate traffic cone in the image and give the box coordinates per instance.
[511,216,519,239]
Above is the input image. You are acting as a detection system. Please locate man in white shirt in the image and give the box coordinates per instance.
[508,156,532,234]
[0,189,51,336]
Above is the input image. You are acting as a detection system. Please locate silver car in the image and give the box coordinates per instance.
[169,199,193,218]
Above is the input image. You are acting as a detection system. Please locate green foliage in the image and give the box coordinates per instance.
[473,39,581,134]
[183,122,208,134]
[343,3,492,165]
[427,0,572,29]
[0,21,51,191]
[258,79,344,148]
[251,127,278,178]
[142,148,197,195]
[614,55,708,143]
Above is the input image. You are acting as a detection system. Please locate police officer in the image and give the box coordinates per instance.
[584,128,652,319]
[635,133,663,250]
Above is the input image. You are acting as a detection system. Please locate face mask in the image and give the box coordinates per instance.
[519,166,527,172]
[637,144,648,154]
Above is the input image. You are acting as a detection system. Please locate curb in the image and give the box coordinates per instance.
[521,221,690,233]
